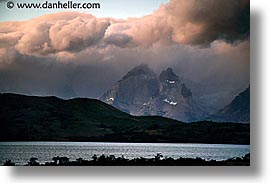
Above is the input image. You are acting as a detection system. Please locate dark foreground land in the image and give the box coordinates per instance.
[4,153,250,166]
[0,93,249,144]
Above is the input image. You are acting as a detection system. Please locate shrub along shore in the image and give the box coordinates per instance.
[3,153,250,166]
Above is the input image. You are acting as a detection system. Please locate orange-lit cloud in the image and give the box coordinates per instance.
[0,0,249,105]
[0,0,249,59]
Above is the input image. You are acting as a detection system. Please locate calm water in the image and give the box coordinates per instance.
[0,142,250,165]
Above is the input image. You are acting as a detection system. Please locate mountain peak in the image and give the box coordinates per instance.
[159,68,180,82]
[206,87,250,123]
[122,64,156,80]
[101,65,204,122]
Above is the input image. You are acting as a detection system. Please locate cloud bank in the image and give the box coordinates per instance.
[0,0,249,111]
[0,0,249,58]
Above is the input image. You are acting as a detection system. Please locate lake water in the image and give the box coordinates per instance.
[0,142,250,165]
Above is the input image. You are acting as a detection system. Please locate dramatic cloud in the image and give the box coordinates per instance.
[0,0,249,58]
[0,0,250,111]
[167,0,249,45]
[104,33,134,48]
[10,13,110,56]
[105,0,249,47]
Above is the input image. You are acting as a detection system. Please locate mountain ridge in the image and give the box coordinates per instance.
[100,65,206,122]
[0,93,249,144]
[206,87,250,123]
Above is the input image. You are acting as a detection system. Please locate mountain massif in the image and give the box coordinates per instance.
[0,93,249,144]
[100,65,206,122]
[100,65,249,123]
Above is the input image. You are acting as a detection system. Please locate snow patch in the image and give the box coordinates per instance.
[143,101,150,106]
[166,80,175,84]
[170,101,177,105]
[163,98,177,105]
[107,97,114,102]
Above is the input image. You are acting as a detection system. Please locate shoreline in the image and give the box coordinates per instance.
[3,153,250,166]
[0,141,251,146]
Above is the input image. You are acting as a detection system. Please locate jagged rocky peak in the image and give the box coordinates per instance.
[100,64,160,112]
[159,67,180,83]
[181,83,192,97]
[122,64,156,80]
[100,65,204,122]
[159,67,192,98]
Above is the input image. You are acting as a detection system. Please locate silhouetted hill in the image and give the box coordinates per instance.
[0,93,249,144]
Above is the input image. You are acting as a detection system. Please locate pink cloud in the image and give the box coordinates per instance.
[0,0,249,59]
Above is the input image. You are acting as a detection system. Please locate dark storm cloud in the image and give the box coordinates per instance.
[0,0,249,58]
[166,0,250,45]
[0,39,250,113]
[0,0,250,111]
[105,0,249,47]
[104,33,134,48]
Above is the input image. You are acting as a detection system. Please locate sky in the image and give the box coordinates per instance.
[0,0,169,22]
[0,0,250,110]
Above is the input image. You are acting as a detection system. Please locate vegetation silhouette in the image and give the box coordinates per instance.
[3,160,15,166]
[4,153,250,166]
